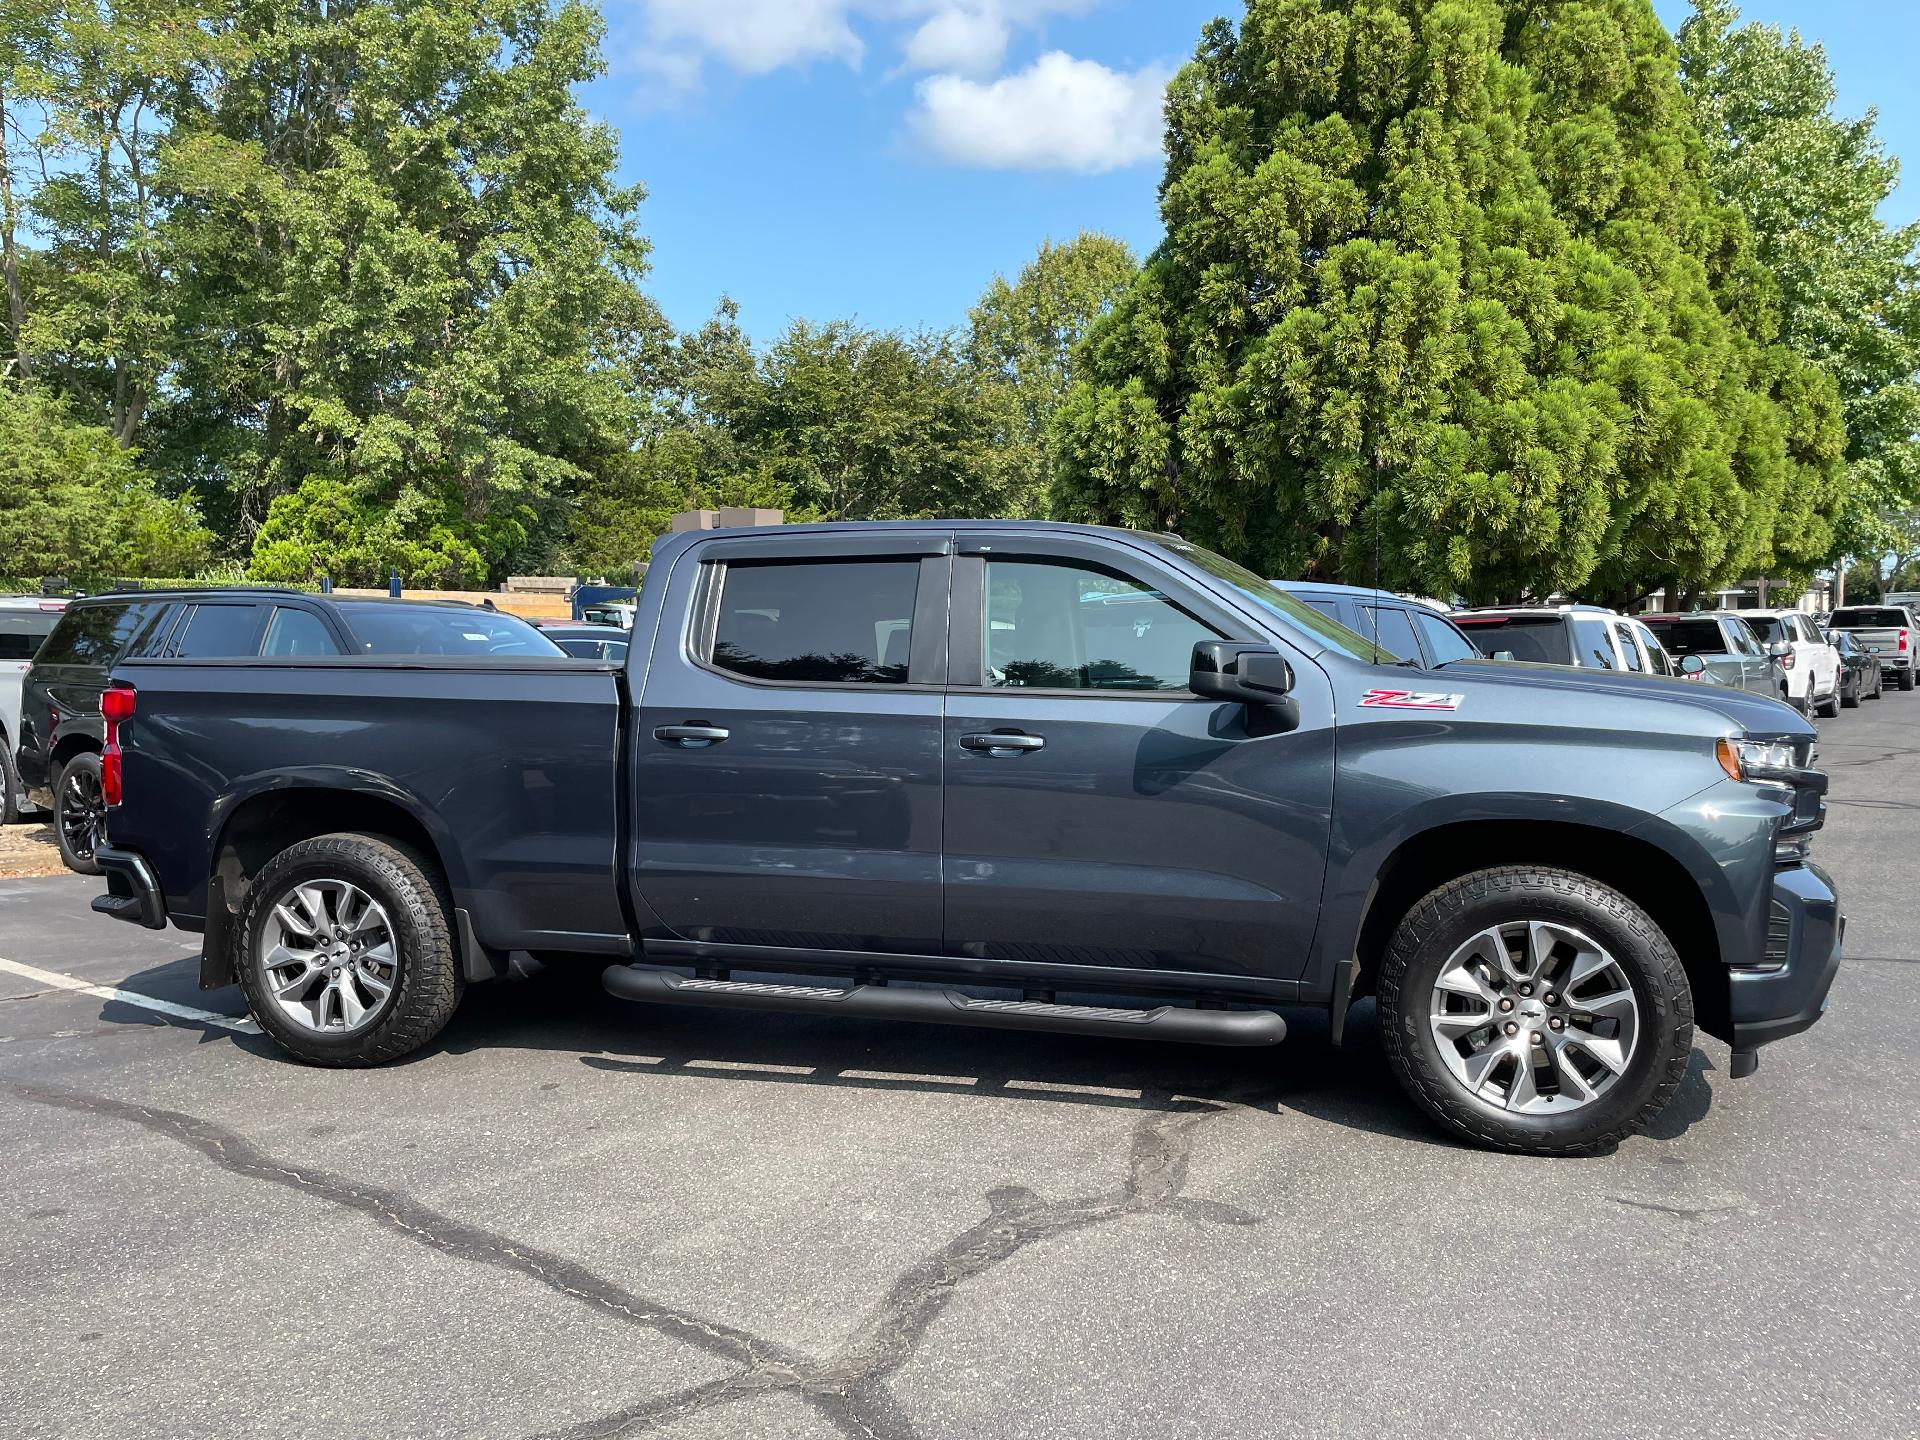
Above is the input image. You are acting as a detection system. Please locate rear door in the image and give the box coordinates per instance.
[631,531,951,953]
[941,531,1334,983]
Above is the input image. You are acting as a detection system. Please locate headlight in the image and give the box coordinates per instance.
[1715,737,1801,781]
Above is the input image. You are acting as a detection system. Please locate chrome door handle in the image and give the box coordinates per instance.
[655,724,729,746]
[960,731,1045,754]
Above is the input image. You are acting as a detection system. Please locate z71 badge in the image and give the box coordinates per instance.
[1359,688,1464,711]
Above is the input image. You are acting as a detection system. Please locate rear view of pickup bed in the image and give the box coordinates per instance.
[88,521,1842,1154]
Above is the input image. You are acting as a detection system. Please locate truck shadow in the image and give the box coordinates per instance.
[89,954,1717,1153]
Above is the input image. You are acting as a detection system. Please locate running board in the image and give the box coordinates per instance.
[601,966,1286,1047]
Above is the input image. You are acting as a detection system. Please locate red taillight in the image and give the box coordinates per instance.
[1780,650,1795,669]
[1901,630,1910,653]
[101,682,135,808]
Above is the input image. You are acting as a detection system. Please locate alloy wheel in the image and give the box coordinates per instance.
[257,879,400,1035]
[1429,920,1641,1115]
[58,766,105,865]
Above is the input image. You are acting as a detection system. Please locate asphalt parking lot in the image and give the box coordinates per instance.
[3,699,1917,1440]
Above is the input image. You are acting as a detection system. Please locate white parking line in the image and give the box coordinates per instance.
[0,956,260,1034]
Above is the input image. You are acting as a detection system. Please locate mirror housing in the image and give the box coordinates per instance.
[1767,640,1792,658]
[1190,642,1293,706]
[1677,653,1706,677]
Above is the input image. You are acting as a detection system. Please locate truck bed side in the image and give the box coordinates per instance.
[109,657,626,958]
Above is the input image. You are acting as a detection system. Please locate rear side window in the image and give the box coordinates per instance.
[1742,615,1785,644]
[0,614,59,661]
[710,559,919,685]
[262,607,342,657]
[34,601,166,666]
[1635,625,1672,675]
[986,558,1221,691]
[1454,616,1574,665]
[1571,617,1616,668]
[171,603,266,658]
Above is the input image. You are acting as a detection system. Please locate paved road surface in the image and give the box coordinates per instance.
[2,696,1916,1439]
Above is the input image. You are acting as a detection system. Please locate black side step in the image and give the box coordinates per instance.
[602,966,1286,1048]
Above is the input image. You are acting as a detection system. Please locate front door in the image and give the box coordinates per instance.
[940,533,1335,983]
[631,532,951,954]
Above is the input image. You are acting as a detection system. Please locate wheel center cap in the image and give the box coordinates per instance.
[1520,1003,1545,1022]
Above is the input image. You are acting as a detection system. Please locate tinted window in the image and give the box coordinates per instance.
[710,559,918,684]
[1742,615,1786,644]
[986,559,1221,691]
[1364,606,1419,664]
[172,604,265,658]
[557,637,629,662]
[1636,626,1672,675]
[1303,598,1341,620]
[1644,617,1728,655]
[262,607,342,657]
[1412,609,1477,665]
[1614,622,1644,672]
[34,601,166,667]
[1571,617,1616,668]
[1831,607,1909,628]
[336,604,562,657]
[0,617,58,661]
[1455,616,1574,665]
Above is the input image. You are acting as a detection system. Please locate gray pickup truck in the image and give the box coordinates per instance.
[86,522,1841,1155]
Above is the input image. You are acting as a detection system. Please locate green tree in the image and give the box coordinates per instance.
[709,317,1025,522]
[1052,0,1847,604]
[144,0,653,581]
[1678,0,1920,569]
[967,232,1136,514]
[0,378,213,576]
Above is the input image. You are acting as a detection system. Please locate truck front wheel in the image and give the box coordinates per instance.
[1376,866,1693,1156]
[234,832,463,1066]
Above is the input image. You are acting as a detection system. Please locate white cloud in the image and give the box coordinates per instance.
[638,0,867,81]
[910,50,1170,172]
[902,7,1011,77]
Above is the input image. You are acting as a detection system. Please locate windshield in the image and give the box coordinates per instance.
[336,603,564,657]
[1141,536,1396,662]
[1452,614,1574,665]
[1741,615,1786,643]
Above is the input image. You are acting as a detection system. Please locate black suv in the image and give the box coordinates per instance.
[16,589,561,873]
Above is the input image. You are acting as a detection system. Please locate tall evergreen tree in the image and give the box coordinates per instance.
[1678,0,1920,571]
[1051,0,1847,603]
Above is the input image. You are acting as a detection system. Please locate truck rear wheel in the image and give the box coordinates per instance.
[234,832,463,1066]
[1901,667,1916,692]
[0,740,20,826]
[1376,866,1693,1156]
[52,752,106,875]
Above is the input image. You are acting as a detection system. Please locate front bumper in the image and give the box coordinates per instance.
[91,843,168,930]
[1728,861,1842,1061]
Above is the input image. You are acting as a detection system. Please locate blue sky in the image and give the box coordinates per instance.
[587,2,1920,343]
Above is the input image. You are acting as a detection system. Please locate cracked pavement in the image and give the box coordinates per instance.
[3,697,1919,1438]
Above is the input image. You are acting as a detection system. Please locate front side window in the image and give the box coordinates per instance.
[986,558,1222,691]
[262,607,342,657]
[1635,626,1672,675]
[1614,622,1644,672]
[1412,609,1477,665]
[709,558,918,685]
[336,603,562,657]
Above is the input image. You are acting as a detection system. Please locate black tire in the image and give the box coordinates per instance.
[51,752,106,876]
[1816,684,1841,718]
[234,832,463,1066]
[1870,670,1884,699]
[1841,677,1860,709]
[0,738,19,826]
[1376,866,1693,1156]
[1901,668,1916,692]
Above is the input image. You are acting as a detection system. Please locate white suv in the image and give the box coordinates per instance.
[1,594,69,822]
[1741,609,1841,717]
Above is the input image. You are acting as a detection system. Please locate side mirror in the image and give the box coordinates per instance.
[1767,640,1791,658]
[1677,653,1706,677]
[1190,642,1293,705]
